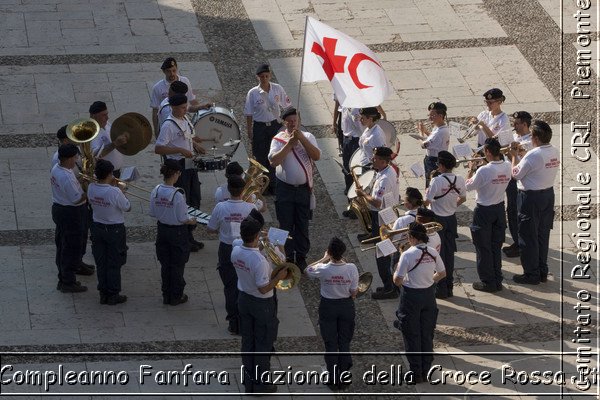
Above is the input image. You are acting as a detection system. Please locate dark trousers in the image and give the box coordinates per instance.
[275,179,311,260]
[518,188,554,280]
[342,136,359,191]
[371,210,393,291]
[90,222,127,296]
[470,202,506,287]
[252,120,281,191]
[156,222,190,301]
[52,203,85,286]
[218,242,239,329]
[424,156,438,188]
[506,178,518,245]
[80,204,91,260]
[175,163,201,243]
[396,284,438,375]
[239,291,279,391]
[319,297,355,383]
[435,214,457,296]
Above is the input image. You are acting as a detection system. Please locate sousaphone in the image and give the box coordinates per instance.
[110,112,153,156]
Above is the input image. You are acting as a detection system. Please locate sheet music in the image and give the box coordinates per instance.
[382,192,396,208]
[452,143,473,158]
[230,222,241,239]
[410,162,425,177]
[119,166,139,182]
[268,227,289,246]
[376,239,397,258]
[379,207,397,226]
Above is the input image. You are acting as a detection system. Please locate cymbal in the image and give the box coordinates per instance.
[111,112,152,156]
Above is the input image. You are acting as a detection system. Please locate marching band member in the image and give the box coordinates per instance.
[150,57,199,136]
[244,63,292,195]
[417,102,450,188]
[157,80,207,131]
[355,146,399,300]
[89,101,128,178]
[269,107,321,271]
[149,159,197,306]
[51,144,89,293]
[51,125,78,169]
[424,151,466,298]
[503,111,532,258]
[387,187,422,276]
[357,107,386,167]
[393,222,446,384]
[305,237,359,391]
[214,161,244,203]
[233,211,288,394]
[509,120,559,285]
[87,159,130,305]
[470,88,510,147]
[155,93,205,252]
[207,176,256,335]
[415,207,442,254]
[465,138,511,292]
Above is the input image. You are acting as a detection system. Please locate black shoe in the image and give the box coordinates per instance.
[435,291,449,299]
[375,286,385,293]
[75,264,94,276]
[106,294,127,305]
[447,289,454,298]
[496,284,503,291]
[79,261,95,271]
[502,243,517,252]
[342,210,357,219]
[393,319,401,330]
[540,274,548,283]
[228,320,239,335]
[189,243,200,252]
[513,274,540,285]
[191,239,204,249]
[504,246,520,258]
[357,233,371,241]
[60,283,88,293]
[57,281,80,290]
[170,294,189,305]
[100,293,108,304]
[472,281,499,293]
[371,289,398,300]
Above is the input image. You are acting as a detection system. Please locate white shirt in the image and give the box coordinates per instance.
[465,160,512,206]
[423,125,450,157]
[51,164,85,206]
[512,144,559,191]
[428,232,442,253]
[87,183,130,224]
[391,209,417,242]
[394,244,445,289]
[476,110,509,146]
[340,107,362,138]
[155,116,194,161]
[268,130,320,186]
[90,122,124,170]
[150,76,195,109]
[358,124,386,166]
[305,261,359,299]
[244,82,291,123]
[426,173,467,217]
[232,245,273,298]
[370,165,399,211]
[158,98,172,129]
[148,184,189,225]
[207,199,255,245]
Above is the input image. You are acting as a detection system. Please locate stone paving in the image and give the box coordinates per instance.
[0,0,598,399]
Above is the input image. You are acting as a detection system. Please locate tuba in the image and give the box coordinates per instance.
[348,165,372,234]
[259,237,301,290]
[66,118,100,189]
[241,158,270,210]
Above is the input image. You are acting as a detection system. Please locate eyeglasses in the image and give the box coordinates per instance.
[484,100,499,104]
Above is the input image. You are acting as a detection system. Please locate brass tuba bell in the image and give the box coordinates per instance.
[66,118,100,189]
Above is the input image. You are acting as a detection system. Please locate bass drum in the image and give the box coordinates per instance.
[347,169,375,199]
[349,148,366,172]
[192,106,241,158]
[377,119,397,148]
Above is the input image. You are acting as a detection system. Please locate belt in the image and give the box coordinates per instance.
[93,221,124,227]
[254,119,278,127]
[321,296,353,301]
[475,201,505,208]
[158,221,185,228]
[520,187,553,193]
[277,178,308,188]
[53,202,85,208]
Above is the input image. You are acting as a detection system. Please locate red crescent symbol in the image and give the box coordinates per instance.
[348,53,381,89]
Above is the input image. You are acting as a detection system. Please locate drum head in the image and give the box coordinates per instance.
[193,106,241,158]
[377,120,397,148]
[347,169,375,199]
[349,148,366,171]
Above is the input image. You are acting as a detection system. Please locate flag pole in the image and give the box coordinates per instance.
[296,15,309,116]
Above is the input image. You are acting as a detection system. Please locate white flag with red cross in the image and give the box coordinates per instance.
[301,16,393,108]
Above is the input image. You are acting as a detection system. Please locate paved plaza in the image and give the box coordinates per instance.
[0,0,598,399]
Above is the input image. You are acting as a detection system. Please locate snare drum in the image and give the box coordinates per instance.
[377,120,397,148]
[347,169,376,199]
[192,106,241,158]
[193,156,230,171]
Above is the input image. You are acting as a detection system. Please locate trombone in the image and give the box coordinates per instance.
[457,120,481,143]
[360,222,443,251]
[78,173,151,202]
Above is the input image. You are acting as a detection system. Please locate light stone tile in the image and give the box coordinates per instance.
[0,328,81,346]
[31,312,126,330]
[537,0,598,34]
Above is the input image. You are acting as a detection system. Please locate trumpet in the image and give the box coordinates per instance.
[259,237,301,290]
[360,222,443,251]
[456,156,486,167]
[348,165,372,234]
[500,141,531,155]
[457,120,481,143]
